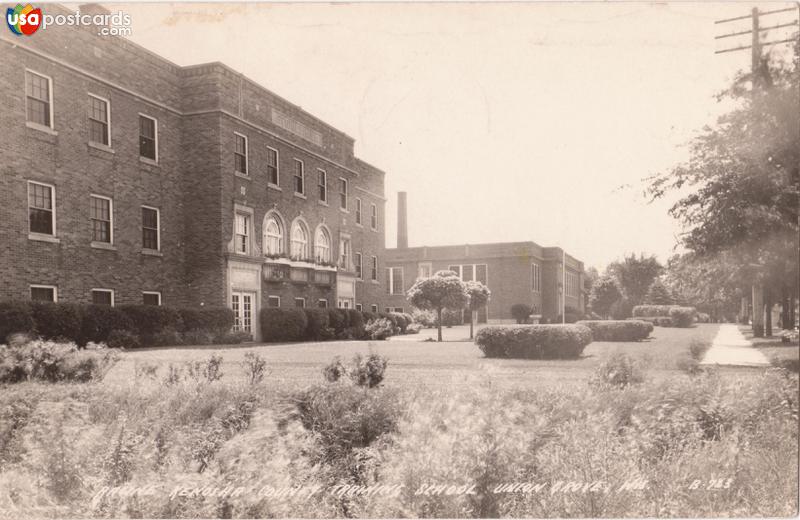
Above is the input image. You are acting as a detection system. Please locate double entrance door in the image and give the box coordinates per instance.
[231,291,255,339]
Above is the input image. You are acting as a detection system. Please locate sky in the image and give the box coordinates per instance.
[109,1,797,271]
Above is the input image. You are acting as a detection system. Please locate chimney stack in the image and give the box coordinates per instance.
[397,191,408,249]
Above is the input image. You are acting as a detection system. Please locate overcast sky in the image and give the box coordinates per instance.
[112,1,796,271]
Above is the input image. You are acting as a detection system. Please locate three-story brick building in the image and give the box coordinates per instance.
[0,4,387,340]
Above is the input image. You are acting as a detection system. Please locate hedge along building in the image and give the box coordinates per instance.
[381,192,586,323]
[0,4,387,341]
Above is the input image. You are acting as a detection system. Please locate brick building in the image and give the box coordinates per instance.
[381,193,585,323]
[0,4,387,340]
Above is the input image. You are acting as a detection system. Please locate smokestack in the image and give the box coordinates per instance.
[397,191,408,249]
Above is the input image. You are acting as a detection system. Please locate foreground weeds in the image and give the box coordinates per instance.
[0,365,796,518]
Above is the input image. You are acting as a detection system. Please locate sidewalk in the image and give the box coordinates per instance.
[701,324,770,367]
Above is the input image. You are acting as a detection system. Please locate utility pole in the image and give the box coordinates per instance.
[714,6,799,336]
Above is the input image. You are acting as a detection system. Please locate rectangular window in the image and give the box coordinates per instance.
[318,169,327,202]
[28,181,54,236]
[30,285,57,302]
[26,70,52,128]
[355,252,362,279]
[371,256,378,281]
[294,298,306,308]
[339,237,351,270]
[90,195,112,244]
[141,206,160,251]
[139,115,157,161]
[88,94,110,146]
[92,289,114,306]
[355,303,363,312]
[266,147,279,185]
[370,204,378,230]
[317,299,328,308]
[339,178,348,210]
[267,296,281,307]
[476,264,488,284]
[371,304,378,313]
[532,264,541,292]
[293,159,305,194]
[235,213,250,254]
[449,265,461,278]
[142,292,161,306]
[462,264,475,282]
[355,198,362,225]
[387,267,404,295]
[234,133,248,174]
[418,262,432,279]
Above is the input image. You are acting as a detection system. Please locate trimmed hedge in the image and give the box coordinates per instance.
[576,320,653,342]
[669,306,696,328]
[632,305,674,318]
[475,324,593,359]
[260,308,307,342]
[0,301,35,343]
[628,316,673,327]
[631,305,696,328]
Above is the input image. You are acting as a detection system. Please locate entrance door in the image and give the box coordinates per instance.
[231,291,255,339]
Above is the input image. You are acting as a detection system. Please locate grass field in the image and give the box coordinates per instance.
[106,323,723,390]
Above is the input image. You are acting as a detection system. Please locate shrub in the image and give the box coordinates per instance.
[366,318,396,340]
[106,329,141,349]
[632,304,674,318]
[322,356,349,383]
[669,306,697,328]
[406,323,422,334]
[0,339,119,383]
[29,302,83,343]
[243,352,268,384]
[212,330,251,344]
[80,305,133,345]
[117,305,183,344]
[182,329,215,345]
[511,303,533,324]
[575,320,653,342]
[411,308,437,328]
[179,307,235,334]
[349,353,388,388]
[697,312,711,323]
[293,383,402,461]
[475,324,592,359]
[0,301,34,343]
[390,312,409,333]
[327,309,348,336]
[629,316,673,327]
[590,352,645,388]
[346,309,366,338]
[260,308,308,342]
[150,327,183,347]
[304,309,330,340]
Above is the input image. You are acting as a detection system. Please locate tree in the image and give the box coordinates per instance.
[407,270,469,342]
[644,279,673,305]
[511,303,533,324]
[663,253,743,322]
[465,281,491,339]
[607,253,663,307]
[589,275,622,319]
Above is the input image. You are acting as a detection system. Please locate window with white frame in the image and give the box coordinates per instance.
[91,289,114,306]
[290,220,309,259]
[386,267,404,295]
[90,195,113,244]
[418,262,432,279]
[293,159,304,194]
[235,213,250,254]
[371,304,378,313]
[263,213,283,255]
[339,237,352,270]
[30,285,57,302]
[142,206,160,250]
[355,303,363,312]
[371,256,378,281]
[139,115,157,161]
[88,94,110,146]
[566,271,580,298]
[266,147,279,185]
[294,298,306,308]
[531,263,541,292]
[339,178,348,210]
[317,299,328,308]
[142,291,161,306]
[267,296,281,307]
[355,198,362,225]
[314,227,331,263]
[234,133,248,175]
[449,264,488,284]
[355,252,362,279]
[26,70,52,128]
[370,203,378,230]
[28,181,55,236]
[318,169,327,202]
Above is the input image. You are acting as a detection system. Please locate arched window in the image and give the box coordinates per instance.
[290,220,309,259]
[263,213,283,256]
[314,226,331,263]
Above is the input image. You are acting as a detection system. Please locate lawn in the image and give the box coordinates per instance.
[740,325,800,369]
[104,323,723,390]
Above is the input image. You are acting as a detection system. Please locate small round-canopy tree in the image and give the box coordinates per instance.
[407,270,469,342]
[645,279,674,305]
[465,281,491,339]
[590,275,622,319]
